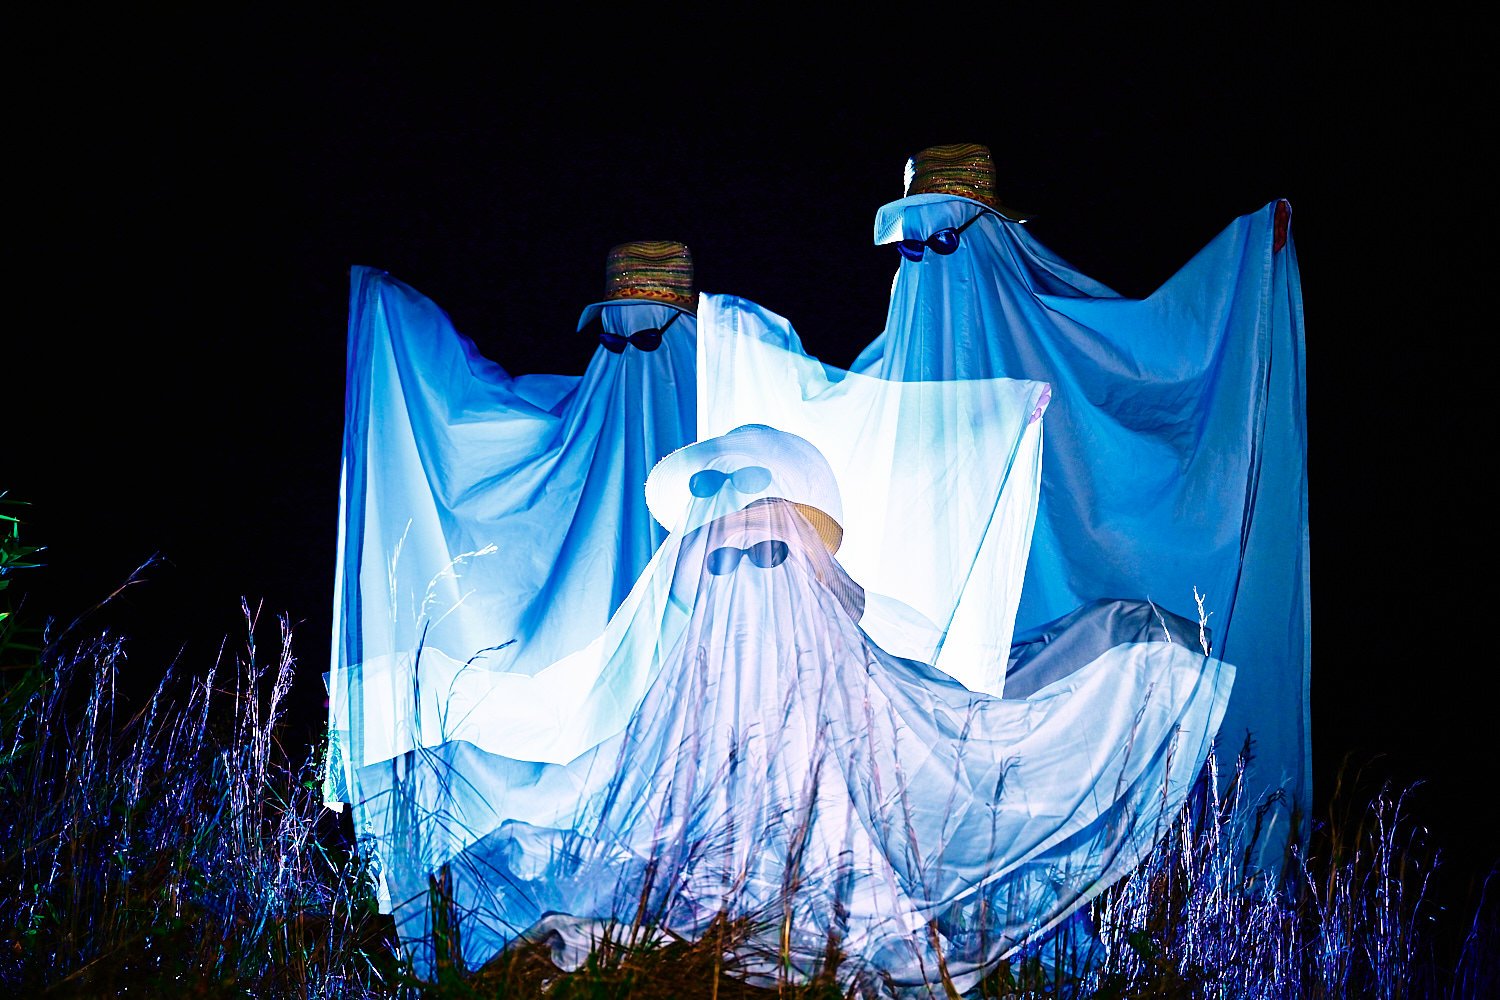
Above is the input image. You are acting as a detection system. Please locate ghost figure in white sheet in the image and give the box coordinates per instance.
[351,424,1235,997]
[326,242,702,813]
[852,142,1309,854]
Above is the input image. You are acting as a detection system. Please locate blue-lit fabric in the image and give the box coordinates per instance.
[692,293,1051,693]
[857,196,1310,830]
[324,266,696,807]
[346,426,1234,992]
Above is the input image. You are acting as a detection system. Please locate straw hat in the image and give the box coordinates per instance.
[645,424,845,554]
[873,143,1031,246]
[575,240,697,331]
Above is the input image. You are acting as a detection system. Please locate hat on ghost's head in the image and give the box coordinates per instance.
[575,240,697,331]
[874,143,1031,246]
[645,423,845,554]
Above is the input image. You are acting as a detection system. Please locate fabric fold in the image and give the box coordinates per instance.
[854,196,1309,832]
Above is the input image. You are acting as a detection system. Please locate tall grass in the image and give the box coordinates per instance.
[1,509,1493,996]
[1,545,398,994]
[1068,740,1492,999]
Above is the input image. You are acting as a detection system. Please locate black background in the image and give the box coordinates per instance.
[9,11,1492,933]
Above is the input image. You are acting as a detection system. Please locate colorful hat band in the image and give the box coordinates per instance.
[601,240,695,308]
[907,142,1000,210]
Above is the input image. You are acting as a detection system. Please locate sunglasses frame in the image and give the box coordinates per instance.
[598,310,681,353]
[896,207,996,261]
[688,465,773,498]
[705,539,791,575]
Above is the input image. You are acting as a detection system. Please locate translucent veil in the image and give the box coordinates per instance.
[337,423,1235,995]
[693,293,1051,693]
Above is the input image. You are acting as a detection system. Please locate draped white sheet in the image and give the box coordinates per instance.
[692,293,1050,694]
[327,328,1053,778]
[326,266,1240,992]
[856,195,1309,837]
[325,267,697,808]
[336,423,1234,994]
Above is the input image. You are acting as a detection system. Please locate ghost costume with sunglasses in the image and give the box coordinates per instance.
[326,242,709,819]
[342,421,1234,997]
[854,143,1311,867]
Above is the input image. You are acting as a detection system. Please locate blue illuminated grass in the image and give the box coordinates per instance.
[1,538,1493,996]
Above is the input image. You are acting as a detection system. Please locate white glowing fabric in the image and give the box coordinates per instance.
[326,314,1048,774]
[325,266,696,807]
[326,265,1241,990]
[327,302,1049,787]
[856,196,1310,828]
[344,427,1234,994]
[693,293,1049,693]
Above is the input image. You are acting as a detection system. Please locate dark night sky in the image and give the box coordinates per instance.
[9,13,1492,916]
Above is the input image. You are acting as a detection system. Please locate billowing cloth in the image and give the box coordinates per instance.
[853,197,1309,831]
[326,323,1052,782]
[341,425,1235,996]
[325,265,697,807]
[693,293,1049,693]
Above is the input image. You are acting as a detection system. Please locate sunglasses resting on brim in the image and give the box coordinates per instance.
[896,207,997,261]
[598,310,682,353]
[688,465,773,498]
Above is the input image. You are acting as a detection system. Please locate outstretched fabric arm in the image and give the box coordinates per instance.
[325,266,697,806]
[857,197,1310,849]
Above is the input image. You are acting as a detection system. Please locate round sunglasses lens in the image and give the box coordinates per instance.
[729,465,772,493]
[749,540,789,568]
[929,228,961,255]
[599,333,627,353]
[897,240,926,261]
[689,470,728,498]
[706,546,742,575]
[632,329,663,352]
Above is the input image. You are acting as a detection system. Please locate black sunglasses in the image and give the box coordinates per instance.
[705,540,790,575]
[598,310,681,353]
[896,208,995,261]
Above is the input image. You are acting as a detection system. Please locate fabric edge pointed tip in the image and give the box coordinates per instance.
[1273,200,1291,254]
[1029,384,1053,424]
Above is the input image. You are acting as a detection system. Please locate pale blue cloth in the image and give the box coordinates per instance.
[349,425,1234,995]
[325,266,697,806]
[855,197,1309,837]
[691,294,1050,692]
[323,249,1252,990]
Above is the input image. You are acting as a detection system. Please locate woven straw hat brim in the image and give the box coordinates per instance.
[575,297,697,333]
[872,192,1029,246]
[691,497,845,558]
[645,425,845,554]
